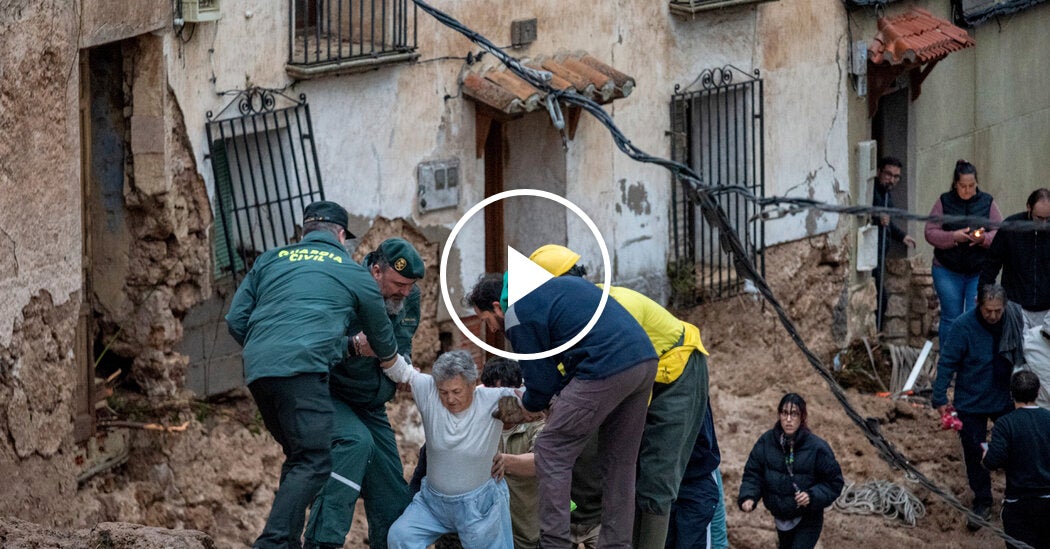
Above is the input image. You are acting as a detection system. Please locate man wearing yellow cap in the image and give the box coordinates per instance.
[305,238,426,549]
[529,244,710,549]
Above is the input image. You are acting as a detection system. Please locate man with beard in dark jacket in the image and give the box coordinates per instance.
[981,188,1050,329]
[305,238,426,549]
[872,157,917,330]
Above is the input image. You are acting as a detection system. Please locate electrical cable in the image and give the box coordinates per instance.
[410,0,1033,545]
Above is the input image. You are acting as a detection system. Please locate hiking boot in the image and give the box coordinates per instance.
[966,503,992,531]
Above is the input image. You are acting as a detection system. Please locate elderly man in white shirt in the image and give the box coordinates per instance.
[384,349,518,548]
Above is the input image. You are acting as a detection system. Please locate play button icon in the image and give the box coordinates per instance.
[506,246,554,307]
[439,189,612,361]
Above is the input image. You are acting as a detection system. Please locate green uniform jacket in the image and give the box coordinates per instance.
[226,231,399,384]
[329,284,421,409]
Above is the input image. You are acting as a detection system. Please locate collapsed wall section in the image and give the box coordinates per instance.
[0,293,86,524]
[89,36,212,397]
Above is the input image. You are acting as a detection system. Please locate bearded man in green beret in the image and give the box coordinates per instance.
[305,237,426,549]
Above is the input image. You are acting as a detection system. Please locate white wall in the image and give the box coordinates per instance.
[165,0,852,308]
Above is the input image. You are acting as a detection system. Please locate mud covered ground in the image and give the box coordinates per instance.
[692,293,1003,548]
[67,317,1006,547]
[46,239,1010,548]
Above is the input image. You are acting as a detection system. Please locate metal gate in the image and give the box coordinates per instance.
[669,65,765,305]
[206,88,325,279]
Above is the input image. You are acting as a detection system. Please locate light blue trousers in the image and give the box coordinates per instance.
[387,477,513,549]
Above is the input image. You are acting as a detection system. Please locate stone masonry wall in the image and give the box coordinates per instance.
[0,293,85,525]
[880,257,939,349]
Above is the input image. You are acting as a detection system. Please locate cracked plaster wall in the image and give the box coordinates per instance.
[0,1,89,527]
[0,1,214,523]
[757,0,850,247]
[0,1,81,347]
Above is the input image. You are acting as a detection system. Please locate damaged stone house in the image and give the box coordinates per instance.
[0,0,1047,532]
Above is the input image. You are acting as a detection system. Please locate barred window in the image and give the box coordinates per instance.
[669,66,765,305]
[206,89,325,279]
[287,0,419,78]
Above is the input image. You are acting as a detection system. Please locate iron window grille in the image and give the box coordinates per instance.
[206,88,326,280]
[669,0,779,16]
[288,0,417,69]
[669,65,765,306]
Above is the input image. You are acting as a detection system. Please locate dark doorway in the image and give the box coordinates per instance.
[871,85,910,261]
[77,42,130,441]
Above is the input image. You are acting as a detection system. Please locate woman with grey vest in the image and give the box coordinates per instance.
[924,160,1004,339]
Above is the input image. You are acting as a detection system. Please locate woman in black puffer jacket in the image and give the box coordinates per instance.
[738,393,844,549]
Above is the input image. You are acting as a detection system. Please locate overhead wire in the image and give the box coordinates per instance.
[410,0,1033,546]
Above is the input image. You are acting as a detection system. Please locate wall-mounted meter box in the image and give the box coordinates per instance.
[418,159,460,213]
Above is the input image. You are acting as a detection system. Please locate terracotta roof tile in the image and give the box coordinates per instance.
[868,8,975,66]
[463,52,635,115]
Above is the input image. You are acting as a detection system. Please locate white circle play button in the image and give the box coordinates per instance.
[505,245,554,307]
[440,189,611,360]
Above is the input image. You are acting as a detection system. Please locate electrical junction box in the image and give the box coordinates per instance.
[511,18,537,48]
[183,0,222,23]
[856,140,878,205]
[851,40,868,75]
[852,40,868,97]
[418,159,460,213]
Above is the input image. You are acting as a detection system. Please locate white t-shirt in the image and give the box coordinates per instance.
[386,361,515,495]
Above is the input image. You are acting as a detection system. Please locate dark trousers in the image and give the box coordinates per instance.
[956,410,1009,508]
[305,401,410,549]
[874,258,888,331]
[250,373,334,549]
[535,359,657,549]
[775,513,823,549]
[637,352,708,517]
[666,471,719,549]
[1002,497,1050,549]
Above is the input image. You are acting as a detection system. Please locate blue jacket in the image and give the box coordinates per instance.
[505,277,656,412]
[932,307,1015,414]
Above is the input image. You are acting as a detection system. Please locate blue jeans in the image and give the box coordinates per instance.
[932,265,979,340]
[710,470,728,549]
[388,477,513,549]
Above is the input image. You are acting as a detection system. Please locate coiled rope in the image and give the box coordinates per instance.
[835,480,926,526]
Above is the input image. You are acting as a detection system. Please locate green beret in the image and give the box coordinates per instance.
[303,200,354,237]
[377,238,425,279]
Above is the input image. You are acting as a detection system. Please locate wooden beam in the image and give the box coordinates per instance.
[909,59,940,102]
[566,105,583,141]
[475,109,493,159]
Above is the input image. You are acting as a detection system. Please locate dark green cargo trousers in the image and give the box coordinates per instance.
[305,398,410,548]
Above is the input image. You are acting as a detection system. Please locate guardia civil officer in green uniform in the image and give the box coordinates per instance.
[304,238,426,549]
[227,201,407,549]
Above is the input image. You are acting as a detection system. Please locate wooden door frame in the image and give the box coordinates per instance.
[74,52,96,443]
